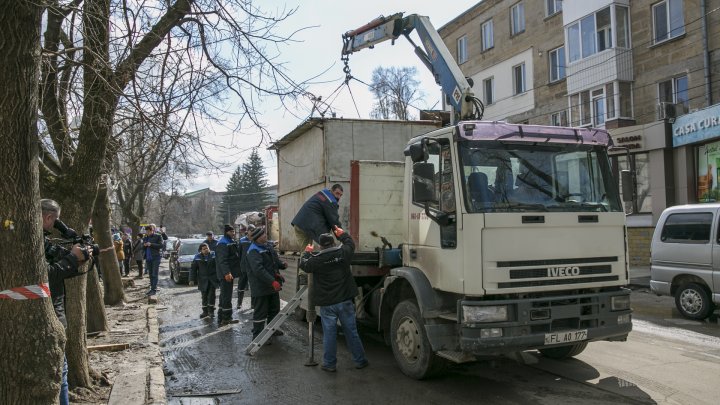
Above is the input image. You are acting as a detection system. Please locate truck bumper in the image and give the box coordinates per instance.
[441,288,632,355]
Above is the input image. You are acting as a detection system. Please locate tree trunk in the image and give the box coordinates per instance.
[64,273,92,388]
[86,264,108,333]
[0,3,65,403]
[93,181,125,304]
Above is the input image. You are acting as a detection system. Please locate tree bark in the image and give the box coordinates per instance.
[64,273,92,388]
[0,3,65,403]
[93,181,125,305]
[85,264,108,334]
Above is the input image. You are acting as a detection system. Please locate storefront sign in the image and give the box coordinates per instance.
[673,103,720,147]
[613,134,643,150]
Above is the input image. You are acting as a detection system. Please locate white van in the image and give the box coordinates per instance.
[650,204,719,320]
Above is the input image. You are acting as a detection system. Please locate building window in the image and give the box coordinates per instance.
[592,88,606,126]
[483,77,494,105]
[658,75,688,109]
[511,3,525,36]
[549,46,565,82]
[546,0,562,17]
[457,35,468,64]
[567,6,630,63]
[653,0,685,45]
[551,110,568,126]
[619,81,633,118]
[513,63,526,95]
[481,20,494,51]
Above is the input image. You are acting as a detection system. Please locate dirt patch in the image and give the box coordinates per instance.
[70,276,160,404]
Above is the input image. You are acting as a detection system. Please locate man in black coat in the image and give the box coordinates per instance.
[245,226,287,340]
[299,226,368,372]
[215,224,241,325]
[190,242,219,319]
[142,224,165,296]
[204,231,218,251]
[291,184,343,246]
[41,199,88,404]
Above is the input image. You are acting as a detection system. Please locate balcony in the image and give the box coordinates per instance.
[566,48,633,95]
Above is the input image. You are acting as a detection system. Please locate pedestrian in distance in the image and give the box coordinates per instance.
[113,233,125,274]
[121,232,132,276]
[245,226,286,341]
[204,231,218,251]
[215,224,241,326]
[299,226,368,372]
[143,224,164,296]
[41,199,89,404]
[132,233,144,278]
[189,242,219,319]
[291,184,343,247]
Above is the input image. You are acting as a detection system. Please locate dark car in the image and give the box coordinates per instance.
[163,237,178,259]
[169,238,204,284]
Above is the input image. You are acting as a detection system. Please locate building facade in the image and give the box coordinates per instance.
[439,0,720,264]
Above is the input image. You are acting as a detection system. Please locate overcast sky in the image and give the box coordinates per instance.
[189,0,480,192]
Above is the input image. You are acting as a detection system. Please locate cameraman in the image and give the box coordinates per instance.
[41,199,88,405]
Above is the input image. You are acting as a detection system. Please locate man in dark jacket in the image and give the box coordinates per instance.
[291,184,343,246]
[204,231,218,251]
[121,232,132,276]
[41,199,88,404]
[215,224,241,325]
[190,243,219,319]
[143,224,165,296]
[299,226,368,372]
[245,226,287,340]
[236,226,252,310]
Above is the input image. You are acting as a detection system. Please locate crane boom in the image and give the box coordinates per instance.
[342,13,481,122]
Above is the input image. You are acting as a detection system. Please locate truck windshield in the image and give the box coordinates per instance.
[458,141,622,213]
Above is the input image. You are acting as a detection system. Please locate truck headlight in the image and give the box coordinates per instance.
[611,295,631,311]
[463,305,508,323]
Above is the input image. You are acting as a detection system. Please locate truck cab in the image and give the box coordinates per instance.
[372,121,632,378]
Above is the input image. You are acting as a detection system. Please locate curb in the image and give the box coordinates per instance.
[146,306,167,404]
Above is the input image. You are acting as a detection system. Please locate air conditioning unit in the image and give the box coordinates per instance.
[657,102,688,122]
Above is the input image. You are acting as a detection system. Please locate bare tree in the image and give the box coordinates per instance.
[369,66,425,120]
[31,0,311,393]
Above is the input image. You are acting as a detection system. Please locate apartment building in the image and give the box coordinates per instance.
[439,0,720,264]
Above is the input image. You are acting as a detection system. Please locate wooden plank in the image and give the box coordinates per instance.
[88,343,130,352]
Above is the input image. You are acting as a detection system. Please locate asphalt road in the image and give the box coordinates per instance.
[155,261,720,405]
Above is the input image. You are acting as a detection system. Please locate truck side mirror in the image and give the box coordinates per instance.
[621,170,633,203]
[405,143,429,163]
[413,162,435,203]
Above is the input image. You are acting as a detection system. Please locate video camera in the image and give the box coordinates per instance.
[48,219,100,261]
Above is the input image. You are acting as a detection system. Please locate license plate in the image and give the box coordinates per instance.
[544,329,587,345]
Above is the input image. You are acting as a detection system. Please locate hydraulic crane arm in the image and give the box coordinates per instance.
[342,13,482,122]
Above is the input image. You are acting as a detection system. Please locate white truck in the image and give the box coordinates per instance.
[275,13,633,379]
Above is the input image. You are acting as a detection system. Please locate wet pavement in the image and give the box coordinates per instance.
[155,261,720,404]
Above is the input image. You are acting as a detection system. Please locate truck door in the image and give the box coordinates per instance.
[407,140,463,293]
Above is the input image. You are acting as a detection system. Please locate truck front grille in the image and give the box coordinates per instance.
[495,256,620,289]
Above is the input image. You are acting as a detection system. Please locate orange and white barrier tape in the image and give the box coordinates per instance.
[0,283,51,300]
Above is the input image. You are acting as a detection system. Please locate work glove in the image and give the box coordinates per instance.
[271,280,282,292]
[304,244,314,253]
[224,273,233,282]
[275,273,285,283]
[333,225,345,238]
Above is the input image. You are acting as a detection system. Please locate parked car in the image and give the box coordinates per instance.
[169,238,204,284]
[650,204,720,320]
[163,237,179,259]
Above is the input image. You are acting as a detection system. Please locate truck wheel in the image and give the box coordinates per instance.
[539,342,588,359]
[390,300,445,379]
[675,282,714,320]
